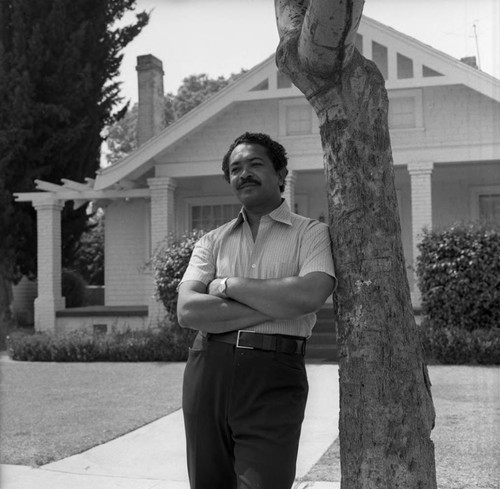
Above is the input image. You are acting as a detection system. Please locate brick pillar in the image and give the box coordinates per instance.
[33,200,65,332]
[147,177,177,326]
[408,161,434,304]
[283,171,296,212]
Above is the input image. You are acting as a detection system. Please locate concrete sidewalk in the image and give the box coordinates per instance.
[0,364,340,489]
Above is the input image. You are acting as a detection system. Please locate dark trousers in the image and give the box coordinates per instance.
[182,334,309,489]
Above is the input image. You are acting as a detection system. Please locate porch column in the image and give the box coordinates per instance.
[408,161,434,303]
[33,200,65,332]
[147,176,177,326]
[283,171,296,212]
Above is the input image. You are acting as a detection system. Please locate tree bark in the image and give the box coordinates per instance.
[0,273,15,350]
[274,1,437,487]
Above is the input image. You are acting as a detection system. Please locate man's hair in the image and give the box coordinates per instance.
[221,132,289,192]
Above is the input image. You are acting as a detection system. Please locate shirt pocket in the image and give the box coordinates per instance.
[215,256,235,279]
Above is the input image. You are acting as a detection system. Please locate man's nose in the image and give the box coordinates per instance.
[240,165,253,179]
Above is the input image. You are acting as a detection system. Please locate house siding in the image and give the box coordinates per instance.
[166,100,280,164]
[105,200,150,306]
[424,86,498,148]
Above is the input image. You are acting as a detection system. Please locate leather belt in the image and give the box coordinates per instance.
[208,330,306,356]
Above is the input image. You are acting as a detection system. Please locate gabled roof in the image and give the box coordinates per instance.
[94,15,500,191]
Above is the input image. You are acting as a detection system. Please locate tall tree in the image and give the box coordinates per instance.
[0,0,149,334]
[105,71,246,165]
[274,1,436,487]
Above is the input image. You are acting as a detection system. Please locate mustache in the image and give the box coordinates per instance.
[237,177,261,189]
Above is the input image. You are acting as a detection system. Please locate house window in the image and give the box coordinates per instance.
[470,186,500,223]
[191,203,241,231]
[286,105,312,135]
[478,194,500,223]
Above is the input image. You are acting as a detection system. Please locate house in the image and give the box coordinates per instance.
[15,16,500,334]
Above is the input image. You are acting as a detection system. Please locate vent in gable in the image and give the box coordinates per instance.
[250,79,269,91]
[397,53,414,79]
[372,41,388,79]
[277,71,293,89]
[422,65,444,77]
[355,33,363,54]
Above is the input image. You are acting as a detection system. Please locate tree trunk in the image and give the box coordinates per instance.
[0,273,15,350]
[275,1,437,487]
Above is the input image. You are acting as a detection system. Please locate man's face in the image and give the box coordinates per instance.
[228,143,284,210]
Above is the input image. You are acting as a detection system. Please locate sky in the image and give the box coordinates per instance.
[117,0,499,103]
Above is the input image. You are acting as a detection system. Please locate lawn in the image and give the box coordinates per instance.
[304,365,500,489]
[1,358,499,489]
[0,357,185,466]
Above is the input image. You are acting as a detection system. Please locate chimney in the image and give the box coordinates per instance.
[136,54,165,146]
[460,56,478,69]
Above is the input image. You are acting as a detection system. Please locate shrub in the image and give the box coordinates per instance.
[62,269,88,307]
[416,223,500,332]
[420,320,500,365]
[7,324,194,362]
[150,230,206,323]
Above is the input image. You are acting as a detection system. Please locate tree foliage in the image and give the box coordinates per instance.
[71,211,105,286]
[105,103,139,166]
[165,72,246,124]
[0,0,149,287]
[105,71,246,165]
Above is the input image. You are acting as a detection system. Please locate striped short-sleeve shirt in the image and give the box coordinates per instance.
[180,200,336,338]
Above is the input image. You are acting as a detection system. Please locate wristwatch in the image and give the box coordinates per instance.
[218,277,229,298]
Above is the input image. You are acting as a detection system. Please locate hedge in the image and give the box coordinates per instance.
[7,325,194,362]
[7,231,205,362]
[416,223,500,332]
[420,322,500,365]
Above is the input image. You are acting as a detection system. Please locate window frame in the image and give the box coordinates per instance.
[388,89,423,131]
[278,99,319,137]
[469,185,500,222]
[185,196,241,232]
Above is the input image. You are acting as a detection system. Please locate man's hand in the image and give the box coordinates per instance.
[177,280,271,333]
[207,278,226,298]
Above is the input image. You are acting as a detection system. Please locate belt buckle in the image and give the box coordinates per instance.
[236,330,255,349]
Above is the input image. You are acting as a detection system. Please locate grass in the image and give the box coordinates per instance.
[303,365,500,489]
[0,357,185,466]
[2,358,499,489]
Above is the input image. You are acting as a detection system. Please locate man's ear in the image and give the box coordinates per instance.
[278,168,288,187]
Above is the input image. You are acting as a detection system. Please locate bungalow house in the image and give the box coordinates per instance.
[14,16,500,334]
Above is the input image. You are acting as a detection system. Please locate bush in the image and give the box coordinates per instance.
[150,230,205,323]
[7,324,194,362]
[420,321,500,365]
[416,223,500,332]
[62,269,88,307]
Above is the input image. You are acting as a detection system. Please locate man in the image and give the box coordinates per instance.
[177,132,336,489]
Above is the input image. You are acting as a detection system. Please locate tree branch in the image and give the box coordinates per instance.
[274,0,308,39]
[275,0,364,75]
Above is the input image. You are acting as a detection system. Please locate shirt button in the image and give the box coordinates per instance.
[251,264,256,269]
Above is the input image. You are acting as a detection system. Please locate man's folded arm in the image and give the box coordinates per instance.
[177,280,272,333]
[208,272,335,320]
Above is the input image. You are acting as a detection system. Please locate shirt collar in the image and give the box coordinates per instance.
[231,199,292,231]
